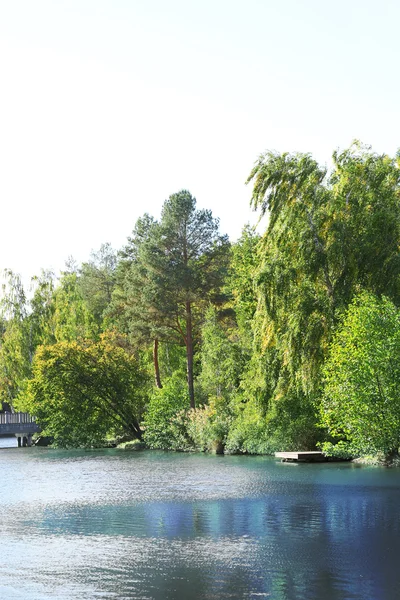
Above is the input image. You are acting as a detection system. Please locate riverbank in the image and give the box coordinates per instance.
[26,433,400,467]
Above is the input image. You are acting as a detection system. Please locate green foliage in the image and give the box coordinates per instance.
[21,332,149,447]
[0,318,31,405]
[52,272,97,342]
[110,214,163,344]
[322,292,400,458]
[0,268,100,409]
[2,144,399,457]
[142,373,191,450]
[79,243,117,327]
[228,225,260,344]
[318,441,355,460]
[29,271,57,348]
[199,305,243,400]
[113,190,230,406]
[158,342,187,379]
[186,396,233,452]
[238,142,400,453]
[0,271,31,404]
[248,142,400,384]
[225,399,271,455]
[264,388,321,450]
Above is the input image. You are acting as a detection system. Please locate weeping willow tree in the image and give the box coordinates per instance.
[234,142,400,451]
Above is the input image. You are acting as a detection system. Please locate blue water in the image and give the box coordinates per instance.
[0,447,399,599]
[0,435,18,448]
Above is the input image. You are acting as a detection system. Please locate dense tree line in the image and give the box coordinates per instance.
[1,143,400,460]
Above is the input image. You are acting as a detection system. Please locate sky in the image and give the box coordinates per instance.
[1,0,399,284]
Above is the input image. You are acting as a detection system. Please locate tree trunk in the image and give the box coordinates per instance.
[134,425,143,440]
[185,301,195,409]
[153,338,162,389]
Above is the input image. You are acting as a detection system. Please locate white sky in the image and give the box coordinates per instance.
[1,0,399,282]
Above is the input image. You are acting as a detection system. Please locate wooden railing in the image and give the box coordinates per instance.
[0,412,37,425]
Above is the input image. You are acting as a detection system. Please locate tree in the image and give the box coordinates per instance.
[247,143,400,377]
[199,305,243,400]
[146,190,229,408]
[114,191,229,407]
[0,270,31,406]
[22,332,149,446]
[110,214,167,388]
[322,292,400,460]
[28,270,57,349]
[79,243,117,327]
[228,225,260,343]
[0,270,59,408]
[52,271,97,342]
[241,143,400,450]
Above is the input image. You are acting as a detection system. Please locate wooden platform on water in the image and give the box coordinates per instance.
[275,451,325,463]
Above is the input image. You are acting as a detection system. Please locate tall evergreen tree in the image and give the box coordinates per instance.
[113,191,229,407]
[153,190,229,407]
[110,214,168,388]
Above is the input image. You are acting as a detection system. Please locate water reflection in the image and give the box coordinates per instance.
[0,450,400,599]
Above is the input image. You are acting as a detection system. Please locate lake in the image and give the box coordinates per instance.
[0,444,399,599]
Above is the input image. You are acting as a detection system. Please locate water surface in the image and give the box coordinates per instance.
[1,446,399,599]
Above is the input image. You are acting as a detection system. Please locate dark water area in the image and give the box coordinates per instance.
[0,446,399,599]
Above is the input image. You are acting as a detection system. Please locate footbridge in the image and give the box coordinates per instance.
[0,412,41,446]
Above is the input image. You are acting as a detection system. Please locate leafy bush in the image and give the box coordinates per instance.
[322,292,400,459]
[318,441,356,460]
[186,396,233,452]
[226,386,321,455]
[225,397,272,454]
[143,373,191,450]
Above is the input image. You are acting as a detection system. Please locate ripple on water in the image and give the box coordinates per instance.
[0,449,400,599]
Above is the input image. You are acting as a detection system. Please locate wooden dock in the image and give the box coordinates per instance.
[275,451,325,463]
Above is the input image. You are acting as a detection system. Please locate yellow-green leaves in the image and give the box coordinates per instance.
[26,332,149,447]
